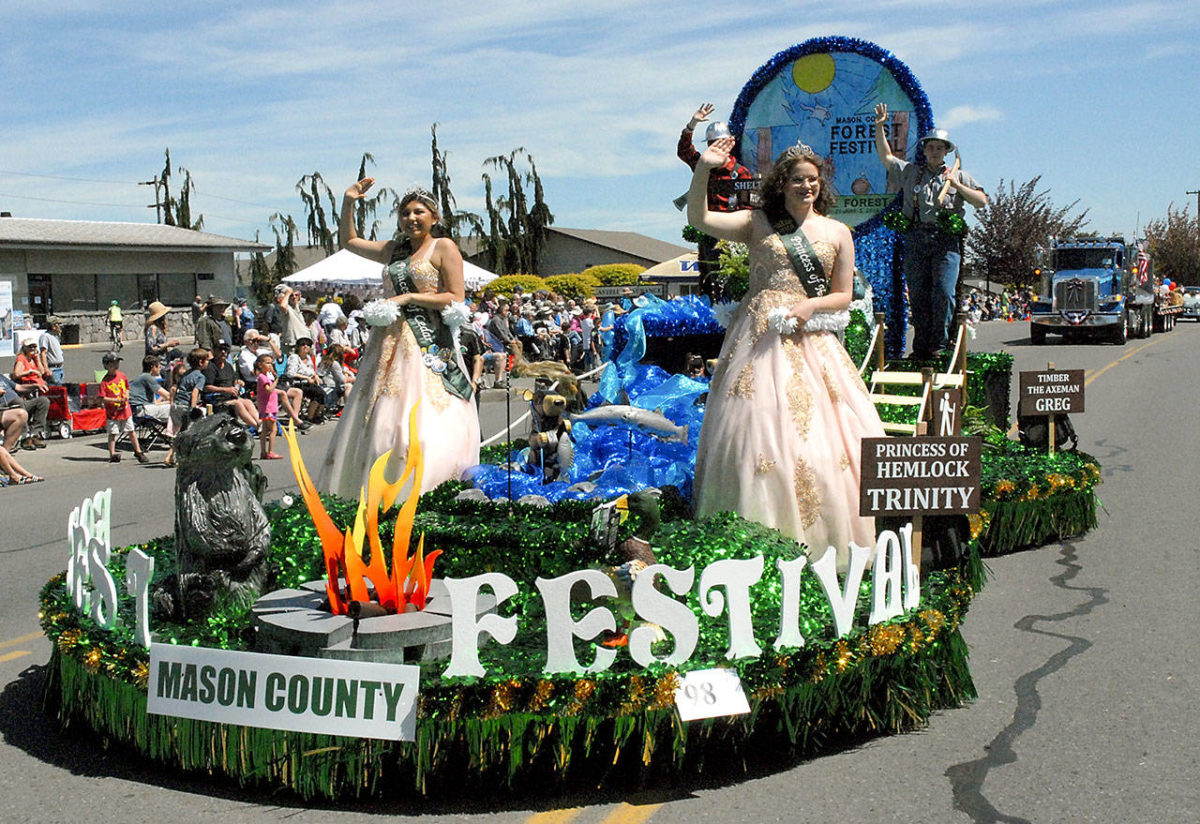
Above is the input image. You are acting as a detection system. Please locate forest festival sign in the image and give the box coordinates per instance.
[731,38,931,228]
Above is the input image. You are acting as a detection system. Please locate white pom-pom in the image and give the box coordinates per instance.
[363,299,400,327]
[767,307,799,335]
[803,310,850,333]
[440,300,470,330]
[712,301,739,329]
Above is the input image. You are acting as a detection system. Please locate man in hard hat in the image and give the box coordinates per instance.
[678,103,753,212]
[678,103,753,299]
[873,102,987,360]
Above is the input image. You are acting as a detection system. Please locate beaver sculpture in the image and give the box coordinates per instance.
[153,413,272,621]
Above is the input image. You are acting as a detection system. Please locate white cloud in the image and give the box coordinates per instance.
[938,105,1003,130]
[4,2,1199,245]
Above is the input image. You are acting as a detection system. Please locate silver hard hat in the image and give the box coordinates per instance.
[918,128,955,152]
[705,121,732,143]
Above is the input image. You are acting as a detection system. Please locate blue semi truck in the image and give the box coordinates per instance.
[1028,236,1179,345]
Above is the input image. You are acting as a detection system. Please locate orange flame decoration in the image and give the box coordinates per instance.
[283,401,441,615]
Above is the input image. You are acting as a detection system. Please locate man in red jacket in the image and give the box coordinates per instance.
[678,103,753,298]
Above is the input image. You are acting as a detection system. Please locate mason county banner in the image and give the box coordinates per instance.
[148,644,420,740]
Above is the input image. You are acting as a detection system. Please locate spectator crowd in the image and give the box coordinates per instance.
[0,283,638,483]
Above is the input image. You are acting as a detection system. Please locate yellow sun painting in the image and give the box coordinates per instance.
[791,53,836,94]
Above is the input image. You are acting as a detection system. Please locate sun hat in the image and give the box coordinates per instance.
[146,301,171,323]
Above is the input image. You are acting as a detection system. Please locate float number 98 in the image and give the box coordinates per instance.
[682,680,718,705]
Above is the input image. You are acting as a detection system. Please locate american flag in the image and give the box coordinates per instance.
[1133,246,1151,285]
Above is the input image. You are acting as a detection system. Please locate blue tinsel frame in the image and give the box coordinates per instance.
[728,36,934,356]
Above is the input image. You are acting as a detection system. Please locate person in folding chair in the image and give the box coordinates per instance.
[129,355,173,451]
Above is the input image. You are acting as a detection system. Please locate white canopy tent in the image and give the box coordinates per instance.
[639,251,701,297]
[282,249,498,292]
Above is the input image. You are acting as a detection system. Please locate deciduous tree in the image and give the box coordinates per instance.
[1143,205,1199,286]
[967,176,1088,287]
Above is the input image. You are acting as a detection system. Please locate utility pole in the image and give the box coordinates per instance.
[1189,190,1200,263]
[139,176,165,223]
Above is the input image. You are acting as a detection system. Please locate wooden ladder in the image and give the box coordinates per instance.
[859,312,970,437]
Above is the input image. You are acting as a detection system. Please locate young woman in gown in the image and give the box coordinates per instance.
[689,139,885,569]
[317,181,480,498]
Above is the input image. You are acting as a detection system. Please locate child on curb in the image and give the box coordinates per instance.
[98,352,148,464]
[254,353,284,460]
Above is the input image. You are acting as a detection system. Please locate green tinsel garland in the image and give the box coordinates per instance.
[45,592,977,799]
[41,497,988,799]
[38,359,1102,801]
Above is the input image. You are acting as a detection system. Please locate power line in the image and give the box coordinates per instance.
[0,168,278,210]
[0,191,145,209]
[0,168,136,185]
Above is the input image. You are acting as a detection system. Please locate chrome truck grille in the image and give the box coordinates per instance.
[1054,278,1098,312]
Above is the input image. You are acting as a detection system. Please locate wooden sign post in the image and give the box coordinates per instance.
[1018,363,1085,455]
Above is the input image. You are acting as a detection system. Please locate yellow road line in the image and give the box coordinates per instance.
[0,631,43,650]
[527,809,583,824]
[0,650,32,664]
[600,803,663,824]
[1083,337,1163,387]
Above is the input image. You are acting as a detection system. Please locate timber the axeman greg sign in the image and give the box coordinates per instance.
[859,437,982,516]
[1019,369,1084,416]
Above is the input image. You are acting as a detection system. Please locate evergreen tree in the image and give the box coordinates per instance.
[430,123,482,243]
[296,172,338,255]
[249,232,274,306]
[478,148,554,275]
[150,148,204,230]
[269,212,299,282]
[353,152,393,242]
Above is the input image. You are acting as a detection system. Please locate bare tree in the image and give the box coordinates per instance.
[1144,205,1199,286]
[967,176,1089,287]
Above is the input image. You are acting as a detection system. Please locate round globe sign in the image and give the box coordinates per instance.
[731,37,933,228]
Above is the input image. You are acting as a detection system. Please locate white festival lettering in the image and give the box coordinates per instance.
[68,493,918,679]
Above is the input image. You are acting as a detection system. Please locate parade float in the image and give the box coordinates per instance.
[38,37,1101,801]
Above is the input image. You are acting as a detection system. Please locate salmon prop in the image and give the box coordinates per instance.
[283,401,441,615]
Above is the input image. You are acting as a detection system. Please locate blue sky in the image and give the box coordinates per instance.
[2,1,1197,252]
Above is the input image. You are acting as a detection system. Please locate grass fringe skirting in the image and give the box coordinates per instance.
[45,630,975,801]
[977,489,1098,557]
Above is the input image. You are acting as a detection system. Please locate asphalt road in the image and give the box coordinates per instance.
[1,322,1198,822]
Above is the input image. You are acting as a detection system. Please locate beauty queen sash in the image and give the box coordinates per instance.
[387,256,473,400]
[777,226,830,299]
